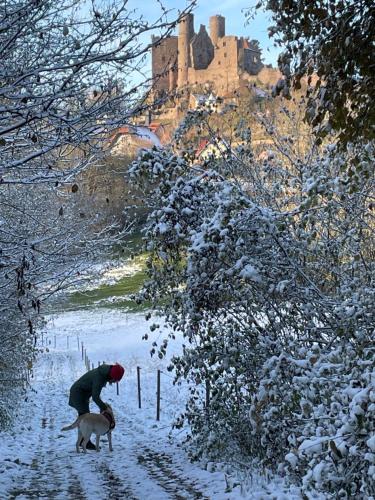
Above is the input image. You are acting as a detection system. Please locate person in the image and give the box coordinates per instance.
[68,362,125,450]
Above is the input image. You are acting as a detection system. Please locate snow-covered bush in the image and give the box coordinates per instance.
[130,106,375,497]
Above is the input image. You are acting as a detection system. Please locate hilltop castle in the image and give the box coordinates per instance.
[152,13,278,97]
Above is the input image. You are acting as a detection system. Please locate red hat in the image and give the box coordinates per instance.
[109,364,125,382]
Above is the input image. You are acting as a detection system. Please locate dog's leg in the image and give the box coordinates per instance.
[76,429,82,453]
[96,434,100,452]
[81,435,88,454]
[108,431,113,452]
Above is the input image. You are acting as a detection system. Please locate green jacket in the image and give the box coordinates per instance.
[70,364,111,412]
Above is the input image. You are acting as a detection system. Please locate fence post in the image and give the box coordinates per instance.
[81,342,84,360]
[137,366,141,409]
[116,382,119,396]
[156,369,161,421]
[205,379,210,419]
[77,336,80,351]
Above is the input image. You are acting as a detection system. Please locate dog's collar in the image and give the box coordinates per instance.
[101,410,115,431]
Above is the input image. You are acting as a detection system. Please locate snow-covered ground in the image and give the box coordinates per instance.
[0,308,302,499]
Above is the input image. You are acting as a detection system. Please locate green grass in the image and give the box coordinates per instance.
[54,235,152,312]
[66,268,148,311]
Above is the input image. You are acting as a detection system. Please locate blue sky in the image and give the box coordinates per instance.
[127,0,280,68]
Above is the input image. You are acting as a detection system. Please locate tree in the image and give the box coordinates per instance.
[249,0,375,145]
[130,100,375,497]
[0,0,194,426]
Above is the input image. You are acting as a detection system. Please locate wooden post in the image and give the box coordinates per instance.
[77,336,80,351]
[156,369,161,421]
[137,366,141,409]
[81,342,84,360]
[116,382,119,396]
[91,362,94,370]
[205,379,210,419]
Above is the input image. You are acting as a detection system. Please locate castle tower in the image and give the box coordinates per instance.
[169,65,177,91]
[209,15,225,46]
[177,13,194,88]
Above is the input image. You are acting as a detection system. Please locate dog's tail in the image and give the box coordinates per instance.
[61,416,81,431]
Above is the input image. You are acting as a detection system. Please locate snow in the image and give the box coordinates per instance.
[0,307,298,499]
[239,264,261,283]
[298,438,325,456]
[367,435,375,452]
[70,257,146,293]
[312,461,325,484]
[134,126,161,146]
[285,453,298,469]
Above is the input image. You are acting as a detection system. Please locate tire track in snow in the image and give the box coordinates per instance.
[8,352,87,499]
[109,375,212,500]
[137,447,209,499]
[99,462,139,499]
[8,402,62,499]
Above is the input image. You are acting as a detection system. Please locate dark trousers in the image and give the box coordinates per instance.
[68,387,90,415]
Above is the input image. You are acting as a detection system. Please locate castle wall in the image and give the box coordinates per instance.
[190,25,214,70]
[239,48,263,75]
[247,66,282,87]
[151,36,178,93]
[207,36,239,69]
[186,36,242,94]
[187,69,242,95]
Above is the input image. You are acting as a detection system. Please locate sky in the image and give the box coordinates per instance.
[127,0,280,68]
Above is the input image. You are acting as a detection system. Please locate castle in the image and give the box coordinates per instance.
[152,13,278,97]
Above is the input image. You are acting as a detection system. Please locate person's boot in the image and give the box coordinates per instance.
[79,438,96,450]
[85,440,96,450]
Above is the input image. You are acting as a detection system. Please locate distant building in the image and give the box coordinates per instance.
[195,137,232,161]
[151,13,279,97]
[109,126,161,156]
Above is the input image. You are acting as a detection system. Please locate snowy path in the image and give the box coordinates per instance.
[0,310,241,499]
[0,309,298,499]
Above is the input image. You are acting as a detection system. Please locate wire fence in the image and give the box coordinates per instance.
[40,332,208,422]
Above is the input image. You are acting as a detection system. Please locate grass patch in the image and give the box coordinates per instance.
[67,268,148,310]
[53,244,151,313]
